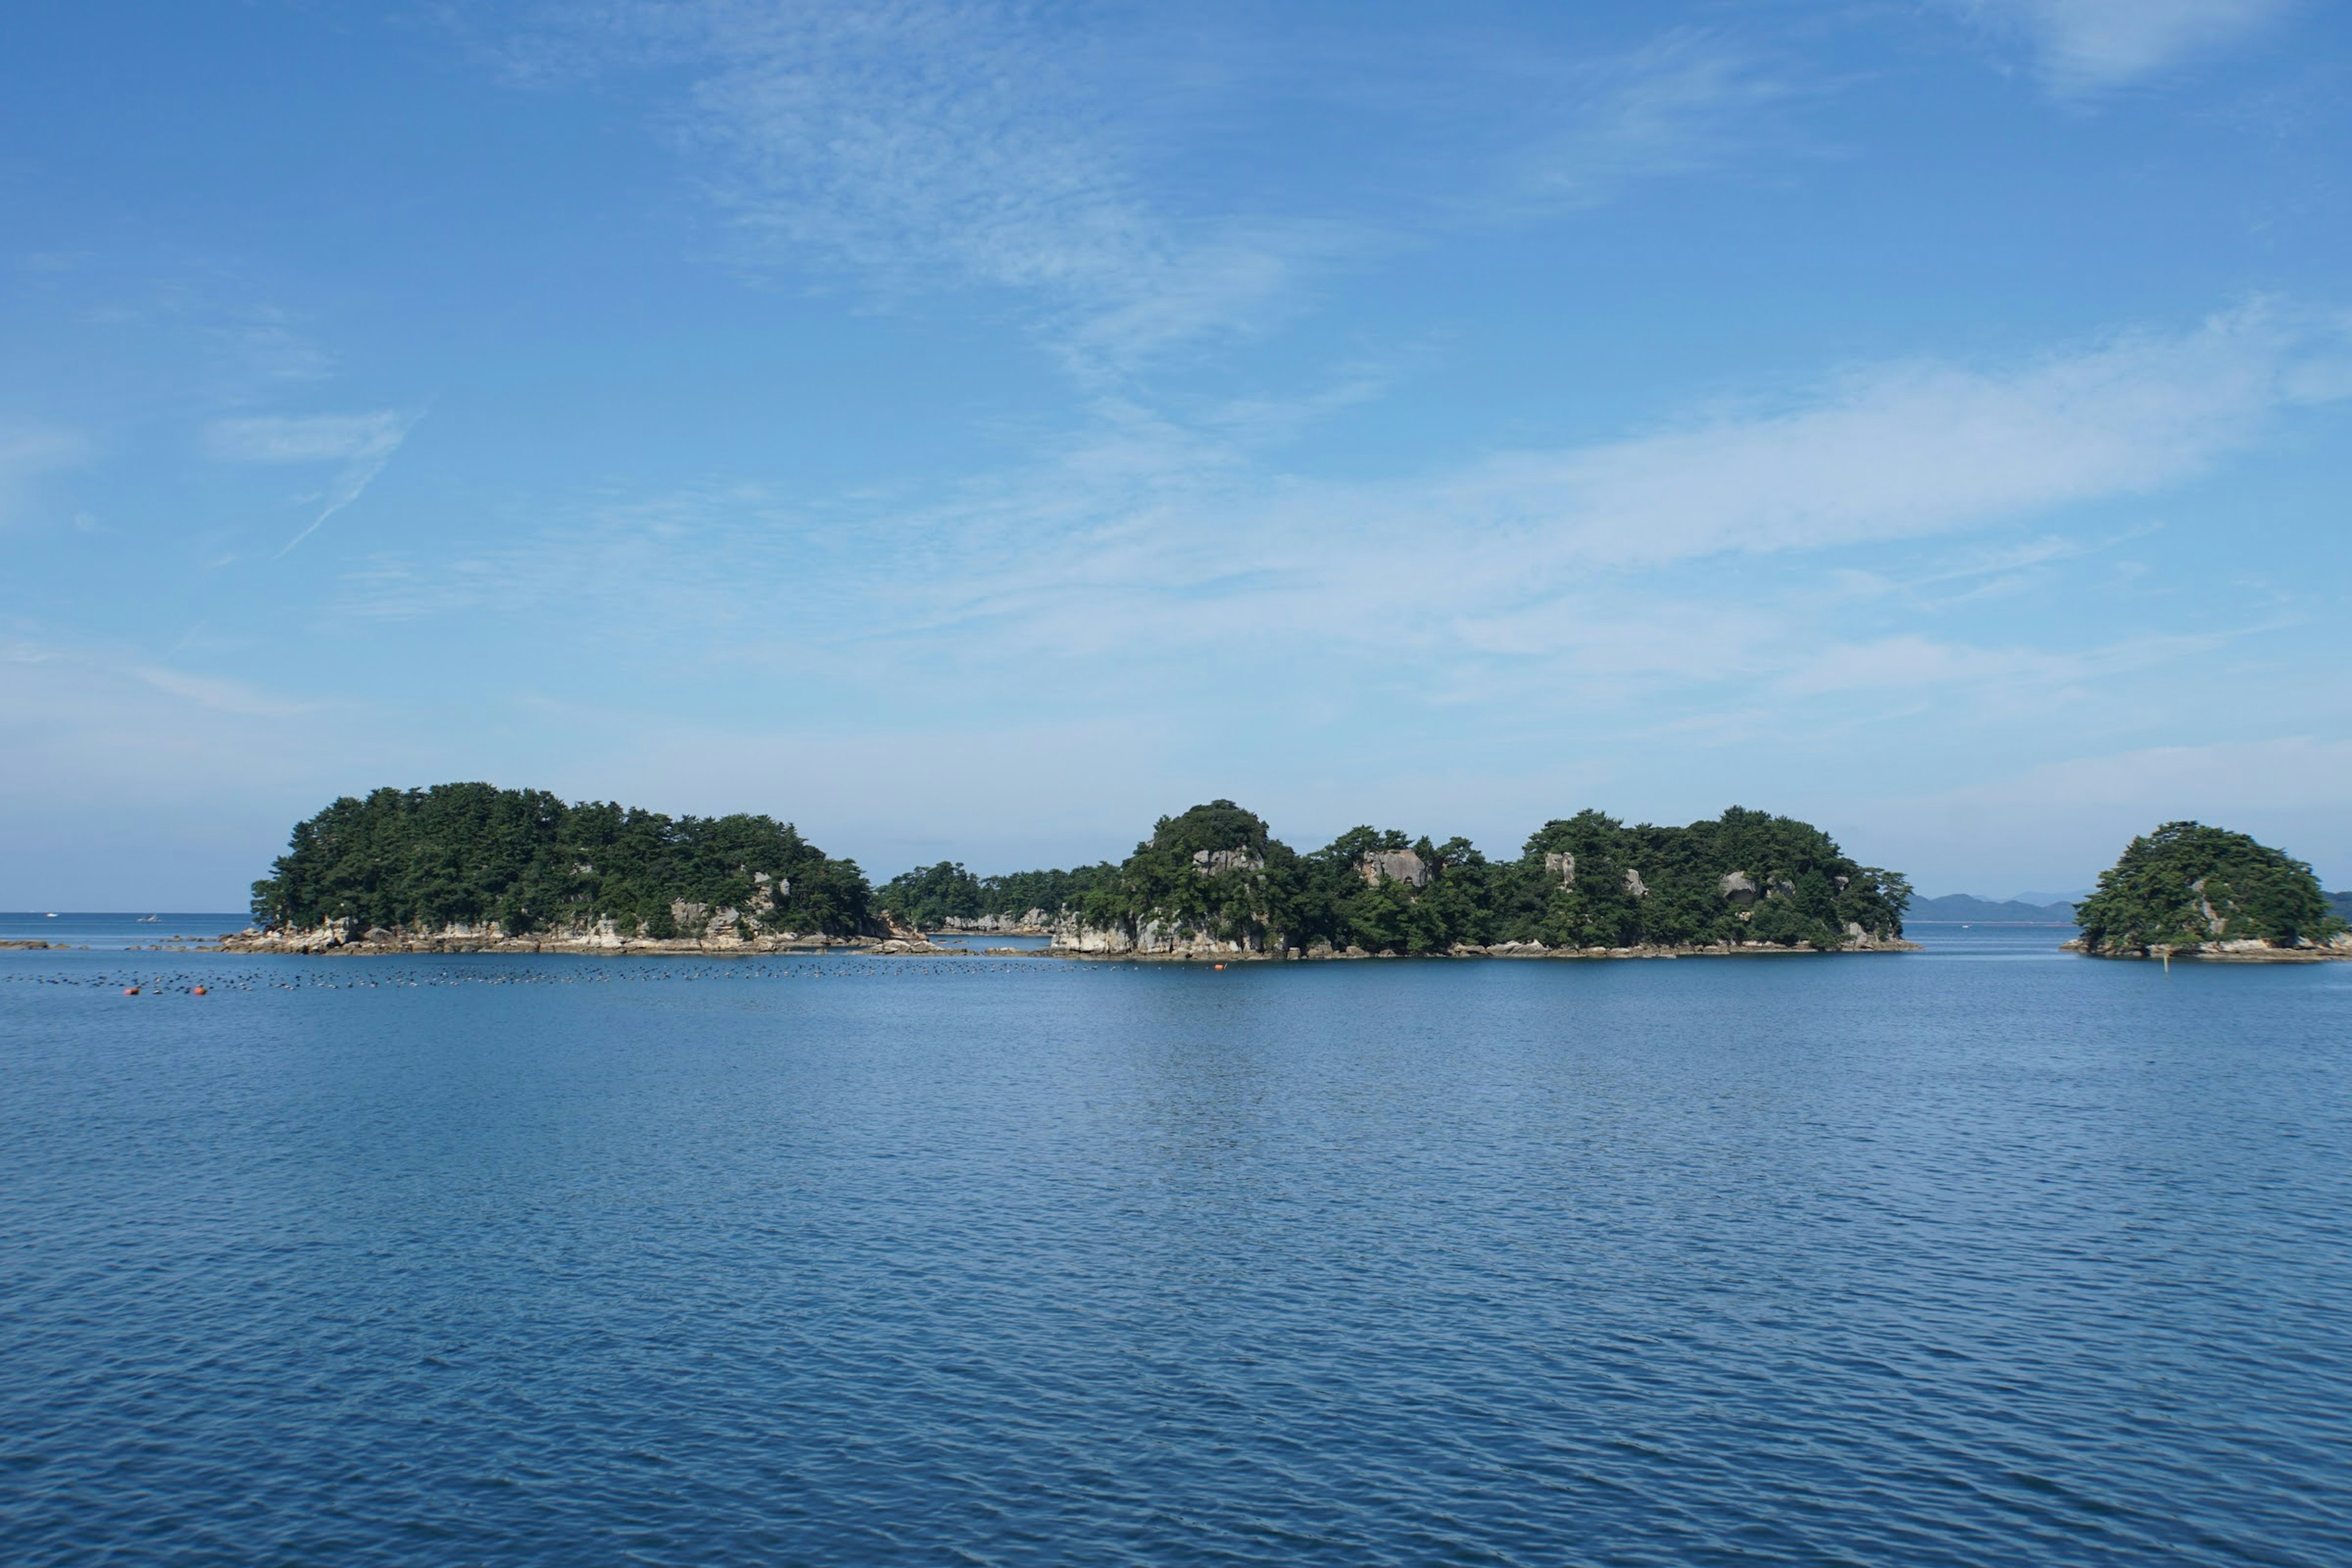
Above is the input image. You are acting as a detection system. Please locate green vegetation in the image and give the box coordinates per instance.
[251,785,1912,956]
[251,783,870,937]
[1060,799,1910,954]
[876,861,983,929]
[2072,821,2343,955]
[875,860,1117,929]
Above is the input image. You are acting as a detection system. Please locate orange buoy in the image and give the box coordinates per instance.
[192,986,207,996]
[124,986,139,995]
[1213,963,1224,970]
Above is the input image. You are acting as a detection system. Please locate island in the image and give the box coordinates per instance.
[230,783,918,954]
[2067,821,2351,961]
[222,786,1918,960]
[1021,800,1915,959]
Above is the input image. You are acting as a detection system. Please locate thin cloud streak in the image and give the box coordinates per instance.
[204,409,423,556]
[1956,0,2293,93]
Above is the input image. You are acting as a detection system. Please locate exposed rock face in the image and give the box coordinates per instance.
[941,910,1052,933]
[1192,848,1264,876]
[1624,868,1648,899]
[1719,872,1758,903]
[1359,849,1431,889]
[670,900,752,940]
[1543,851,1575,888]
[2065,930,2352,961]
[1050,918,1263,958]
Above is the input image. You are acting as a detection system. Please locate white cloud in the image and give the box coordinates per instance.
[1959,0,2292,92]
[323,303,2352,687]
[1402,301,2343,570]
[205,411,410,465]
[203,409,422,555]
[878,301,2350,665]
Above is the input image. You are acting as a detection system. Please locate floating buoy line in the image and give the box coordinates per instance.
[1,955,1121,994]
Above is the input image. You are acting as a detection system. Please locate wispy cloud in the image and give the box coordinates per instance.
[1852,734,2352,891]
[204,409,422,554]
[0,422,94,524]
[501,6,1804,380]
[506,0,1306,377]
[130,664,325,718]
[1487,30,1801,218]
[1956,0,2293,94]
[1397,301,2343,570]
[1773,627,2244,696]
[324,303,2349,712]
[871,300,2350,667]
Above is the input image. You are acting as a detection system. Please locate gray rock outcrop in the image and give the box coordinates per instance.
[1359,849,1431,889]
[1192,848,1264,876]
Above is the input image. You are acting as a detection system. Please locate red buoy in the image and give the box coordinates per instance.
[192,986,208,996]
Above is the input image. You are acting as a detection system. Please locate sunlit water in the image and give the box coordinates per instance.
[4,925,2348,1566]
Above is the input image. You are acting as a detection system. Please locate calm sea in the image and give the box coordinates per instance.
[4,924,2348,1566]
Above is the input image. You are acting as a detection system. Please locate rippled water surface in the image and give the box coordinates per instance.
[5,929,2348,1566]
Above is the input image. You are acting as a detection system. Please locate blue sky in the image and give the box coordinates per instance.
[4,0,2348,907]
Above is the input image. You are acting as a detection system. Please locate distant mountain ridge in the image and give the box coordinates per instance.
[1909,893,2078,924]
[1914,889,2351,930]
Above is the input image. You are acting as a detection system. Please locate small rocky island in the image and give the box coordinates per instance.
[2067,821,2351,961]
[225,785,1918,960]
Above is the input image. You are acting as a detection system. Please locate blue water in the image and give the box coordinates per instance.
[0,911,246,951]
[4,927,2348,1566]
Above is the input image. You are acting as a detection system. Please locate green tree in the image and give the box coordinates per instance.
[251,783,872,937]
[2073,821,2340,954]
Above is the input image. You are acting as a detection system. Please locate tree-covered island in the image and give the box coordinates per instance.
[246,783,873,949]
[2069,821,2350,960]
[231,784,1915,958]
[1045,799,1913,958]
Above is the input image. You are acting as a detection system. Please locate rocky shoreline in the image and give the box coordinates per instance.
[1039,935,1923,961]
[2061,934,2352,962]
[214,925,959,957]
[204,922,1920,960]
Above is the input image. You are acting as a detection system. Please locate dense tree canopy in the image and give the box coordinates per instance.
[2073,821,2342,954]
[251,783,871,937]
[875,861,1118,929]
[253,786,1915,955]
[1054,801,1909,954]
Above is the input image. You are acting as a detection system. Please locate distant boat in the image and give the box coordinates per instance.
[138,915,160,923]
[44,912,57,918]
